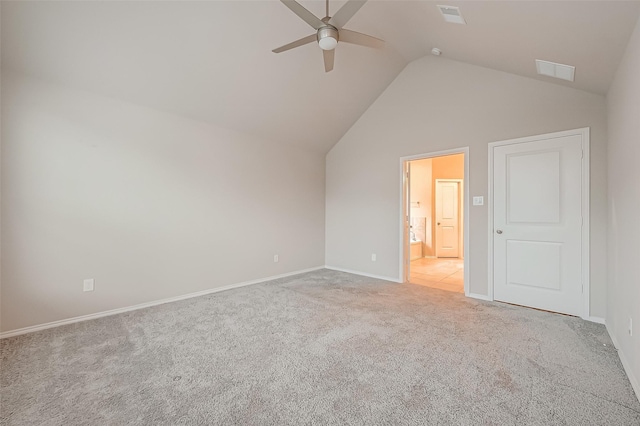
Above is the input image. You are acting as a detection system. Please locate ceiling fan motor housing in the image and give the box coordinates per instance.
[317,25,339,50]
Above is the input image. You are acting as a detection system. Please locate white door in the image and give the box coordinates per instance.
[435,180,460,258]
[493,133,584,316]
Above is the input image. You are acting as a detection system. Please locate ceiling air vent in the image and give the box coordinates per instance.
[535,59,575,82]
[437,5,466,25]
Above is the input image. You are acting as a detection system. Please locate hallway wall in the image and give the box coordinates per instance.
[409,158,432,256]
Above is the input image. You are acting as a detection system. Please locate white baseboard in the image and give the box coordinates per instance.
[324,265,401,283]
[586,316,606,325]
[0,266,324,339]
[619,348,640,402]
[607,324,640,403]
[467,292,492,301]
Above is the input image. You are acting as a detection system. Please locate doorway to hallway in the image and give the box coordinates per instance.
[401,150,468,294]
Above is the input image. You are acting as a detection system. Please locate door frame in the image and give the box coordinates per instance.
[487,128,590,319]
[399,147,470,296]
[435,179,463,258]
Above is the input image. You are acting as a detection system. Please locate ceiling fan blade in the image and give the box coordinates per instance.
[272,34,317,53]
[339,29,384,49]
[329,0,367,29]
[323,48,335,72]
[280,0,325,30]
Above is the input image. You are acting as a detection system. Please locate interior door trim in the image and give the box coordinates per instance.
[487,128,590,319]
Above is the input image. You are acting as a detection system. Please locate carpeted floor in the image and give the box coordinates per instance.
[1,269,639,425]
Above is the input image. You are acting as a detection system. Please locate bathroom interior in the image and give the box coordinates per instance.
[408,153,464,293]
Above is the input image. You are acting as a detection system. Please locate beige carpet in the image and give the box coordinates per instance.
[1,269,639,425]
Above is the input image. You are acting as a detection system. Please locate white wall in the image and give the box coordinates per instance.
[326,56,608,317]
[606,15,640,397]
[1,72,326,333]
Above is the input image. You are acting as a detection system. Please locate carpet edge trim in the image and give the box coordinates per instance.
[0,266,324,339]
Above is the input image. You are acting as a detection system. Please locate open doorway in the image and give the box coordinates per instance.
[402,151,467,294]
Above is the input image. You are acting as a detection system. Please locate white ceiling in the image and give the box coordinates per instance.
[2,1,639,153]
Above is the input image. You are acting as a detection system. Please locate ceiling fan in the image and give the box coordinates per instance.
[272,0,384,72]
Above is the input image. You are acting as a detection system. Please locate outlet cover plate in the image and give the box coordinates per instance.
[83,279,95,292]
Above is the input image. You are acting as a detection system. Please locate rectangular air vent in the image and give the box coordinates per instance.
[437,5,466,25]
[535,59,575,82]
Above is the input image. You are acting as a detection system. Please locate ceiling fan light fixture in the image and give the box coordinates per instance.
[318,36,338,50]
[317,26,339,50]
[272,0,384,71]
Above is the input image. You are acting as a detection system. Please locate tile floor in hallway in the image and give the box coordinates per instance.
[410,257,464,293]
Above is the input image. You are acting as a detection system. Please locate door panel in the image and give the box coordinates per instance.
[493,134,583,316]
[442,185,456,218]
[507,151,560,223]
[506,240,562,291]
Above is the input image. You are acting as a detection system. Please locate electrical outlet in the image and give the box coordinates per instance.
[83,279,95,292]
[629,317,633,336]
[274,254,279,263]
[371,253,377,262]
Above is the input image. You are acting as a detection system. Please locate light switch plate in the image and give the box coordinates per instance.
[473,196,484,206]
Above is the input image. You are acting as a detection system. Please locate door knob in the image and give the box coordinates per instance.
[496,229,503,234]
[437,222,441,225]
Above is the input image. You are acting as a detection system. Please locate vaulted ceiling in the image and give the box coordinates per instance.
[2,1,639,153]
